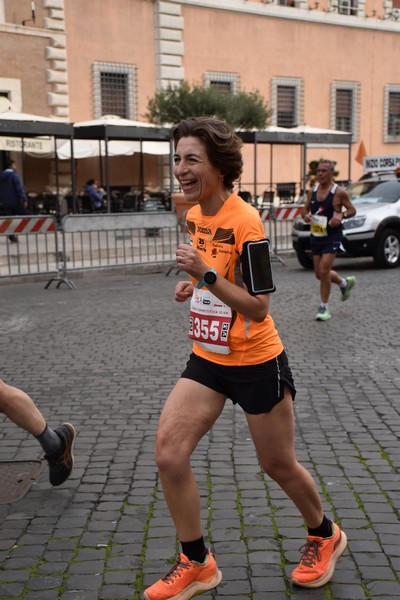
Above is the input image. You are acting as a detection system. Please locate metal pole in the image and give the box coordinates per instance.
[253,134,257,202]
[348,142,352,182]
[169,137,174,195]
[99,140,103,186]
[54,136,60,220]
[105,136,110,212]
[302,143,307,199]
[69,137,76,213]
[270,144,273,193]
[140,140,144,202]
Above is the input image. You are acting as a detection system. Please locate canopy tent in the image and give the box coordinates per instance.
[238,124,353,199]
[71,115,172,210]
[0,108,76,207]
[56,138,170,159]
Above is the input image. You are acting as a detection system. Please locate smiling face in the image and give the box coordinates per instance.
[173,136,225,204]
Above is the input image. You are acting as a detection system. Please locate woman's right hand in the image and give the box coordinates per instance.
[175,280,194,302]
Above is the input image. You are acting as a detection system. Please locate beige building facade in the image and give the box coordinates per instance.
[1,0,400,195]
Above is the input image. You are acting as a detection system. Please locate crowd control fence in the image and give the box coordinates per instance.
[0,207,302,286]
[0,215,62,281]
[258,204,303,263]
[58,212,180,286]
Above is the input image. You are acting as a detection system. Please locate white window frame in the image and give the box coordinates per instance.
[204,72,239,94]
[0,78,22,112]
[92,62,136,119]
[330,81,360,142]
[337,0,358,15]
[384,84,400,143]
[271,77,303,128]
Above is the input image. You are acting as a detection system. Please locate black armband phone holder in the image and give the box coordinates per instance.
[241,239,276,295]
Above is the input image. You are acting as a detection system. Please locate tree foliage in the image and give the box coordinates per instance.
[145,81,271,130]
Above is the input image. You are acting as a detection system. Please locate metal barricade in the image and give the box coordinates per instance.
[60,212,180,285]
[258,205,303,263]
[0,215,69,286]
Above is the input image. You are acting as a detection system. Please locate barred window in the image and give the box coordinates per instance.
[92,62,136,119]
[337,0,358,16]
[388,91,400,136]
[204,72,239,94]
[209,80,232,94]
[335,88,353,132]
[100,72,129,118]
[331,81,359,141]
[277,85,296,127]
[271,77,303,128]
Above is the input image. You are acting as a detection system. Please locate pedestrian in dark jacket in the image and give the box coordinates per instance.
[0,159,28,242]
[84,178,105,211]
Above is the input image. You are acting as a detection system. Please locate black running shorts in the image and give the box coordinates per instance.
[180,350,296,415]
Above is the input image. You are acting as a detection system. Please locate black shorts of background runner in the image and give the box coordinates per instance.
[180,350,296,415]
[310,228,343,255]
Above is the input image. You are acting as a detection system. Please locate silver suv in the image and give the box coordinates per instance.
[292,172,400,269]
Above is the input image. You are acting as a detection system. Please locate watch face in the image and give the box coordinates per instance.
[204,270,217,284]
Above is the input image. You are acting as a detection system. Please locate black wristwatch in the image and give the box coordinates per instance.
[203,268,217,286]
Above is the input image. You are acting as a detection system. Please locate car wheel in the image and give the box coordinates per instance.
[373,228,400,268]
[295,249,314,269]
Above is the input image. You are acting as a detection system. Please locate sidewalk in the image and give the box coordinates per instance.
[0,257,399,600]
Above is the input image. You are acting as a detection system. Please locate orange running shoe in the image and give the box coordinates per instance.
[291,522,347,588]
[143,551,222,600]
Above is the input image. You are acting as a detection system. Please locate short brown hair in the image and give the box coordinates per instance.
[172,116,243,190]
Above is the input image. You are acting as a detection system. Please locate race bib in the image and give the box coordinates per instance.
[311,214,328,237]
[188,288,232,354]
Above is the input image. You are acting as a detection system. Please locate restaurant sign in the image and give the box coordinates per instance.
[0,136,53,154]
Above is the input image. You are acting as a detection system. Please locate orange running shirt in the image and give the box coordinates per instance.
[186,193,283,366]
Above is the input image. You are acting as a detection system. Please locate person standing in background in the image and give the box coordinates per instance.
[0,158,28,243]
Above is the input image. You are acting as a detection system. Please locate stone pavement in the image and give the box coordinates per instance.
[0,257,399,600]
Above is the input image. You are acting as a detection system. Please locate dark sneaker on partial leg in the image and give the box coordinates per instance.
[45,423,76,486]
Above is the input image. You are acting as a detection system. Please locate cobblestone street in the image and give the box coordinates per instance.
[0,256,399,600]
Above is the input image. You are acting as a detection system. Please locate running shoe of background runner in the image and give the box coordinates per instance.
[341,276,356,301]
[315,306,331,321]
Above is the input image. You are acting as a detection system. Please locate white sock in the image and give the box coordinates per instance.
[339,278,347,289]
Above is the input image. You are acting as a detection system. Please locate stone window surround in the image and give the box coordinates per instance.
[330,80,360,142]
[384,84,400,143]
[203,71,240,93]
[271,76,303,127]
[92,61,137,120]
[0,78,22,111]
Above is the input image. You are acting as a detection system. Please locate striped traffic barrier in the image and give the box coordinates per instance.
[0,215,74,288]
[0,215,56,235]
[258,205,303,221]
